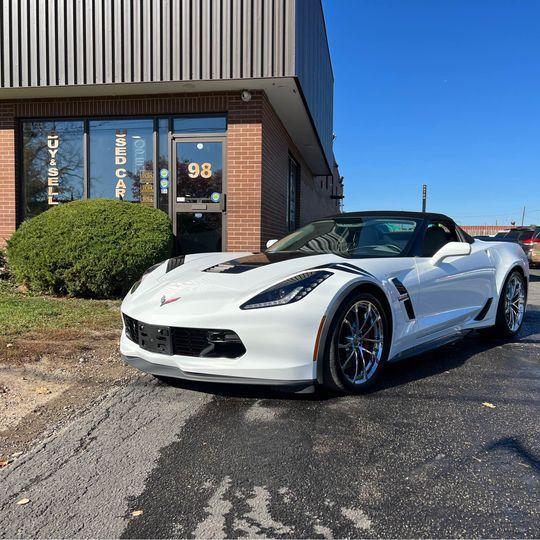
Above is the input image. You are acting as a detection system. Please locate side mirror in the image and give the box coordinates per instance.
[430,242,471,265]
[266,239,278,249]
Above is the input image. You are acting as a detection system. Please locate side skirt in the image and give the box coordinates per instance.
[389,330,473,363]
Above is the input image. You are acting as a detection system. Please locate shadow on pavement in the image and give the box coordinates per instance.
[487,437,540,474]
[156,376,333,401]
[519,307,540,342]
[378,335,496,392]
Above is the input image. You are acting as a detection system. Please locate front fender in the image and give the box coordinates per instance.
[490,243,530,298]
[315,277,395,384]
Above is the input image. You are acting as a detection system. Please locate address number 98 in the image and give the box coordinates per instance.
[188,162,213,179]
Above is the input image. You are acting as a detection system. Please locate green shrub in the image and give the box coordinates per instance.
[0,248,9,280]
[7,199,173,298]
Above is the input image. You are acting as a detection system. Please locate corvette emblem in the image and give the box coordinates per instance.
[160,295,180,307]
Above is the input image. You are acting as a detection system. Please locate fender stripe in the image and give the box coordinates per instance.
[390,277,416,320]
[310,262,375,277]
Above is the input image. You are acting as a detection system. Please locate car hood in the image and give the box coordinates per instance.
[122,251,353,319]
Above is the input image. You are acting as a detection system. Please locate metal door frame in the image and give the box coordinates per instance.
[170,134,227,251]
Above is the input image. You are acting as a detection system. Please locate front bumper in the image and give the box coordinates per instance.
[121,354,315,392]
[119,293,328,385]
[119,265,350,389]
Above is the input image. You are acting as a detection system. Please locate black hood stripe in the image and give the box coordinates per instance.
[166,256,186,273]
[203,253,375,278]
[204,252,316,274]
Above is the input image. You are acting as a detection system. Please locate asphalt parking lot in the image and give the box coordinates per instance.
[0,271,539,539]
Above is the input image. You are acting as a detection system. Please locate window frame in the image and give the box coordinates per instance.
[416,219,469,258]
[287,154,300,232]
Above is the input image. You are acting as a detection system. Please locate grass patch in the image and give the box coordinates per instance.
[0,281,121,337]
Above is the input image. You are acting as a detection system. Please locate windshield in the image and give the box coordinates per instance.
[267,218,419,258]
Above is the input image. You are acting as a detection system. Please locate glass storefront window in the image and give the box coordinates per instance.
[89,119,154,205]
[173,115,226,133]
[21,120,84,219]
[19,114,227,220]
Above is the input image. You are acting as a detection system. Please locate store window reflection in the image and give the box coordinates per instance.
[22,121,84,219]
[89,119,154,204]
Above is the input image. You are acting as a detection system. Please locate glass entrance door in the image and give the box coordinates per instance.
[172,137,226,254]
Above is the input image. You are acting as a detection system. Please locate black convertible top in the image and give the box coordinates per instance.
[328,210,454,222]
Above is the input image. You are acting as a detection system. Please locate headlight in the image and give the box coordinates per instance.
[240,271,332,310]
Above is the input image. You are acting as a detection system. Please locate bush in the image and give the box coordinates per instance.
[0,249,9,280]
[7,199,173,298]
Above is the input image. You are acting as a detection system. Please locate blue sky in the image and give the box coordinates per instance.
[322,0,540,225]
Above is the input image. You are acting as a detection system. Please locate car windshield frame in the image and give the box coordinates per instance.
[266,217,422,258]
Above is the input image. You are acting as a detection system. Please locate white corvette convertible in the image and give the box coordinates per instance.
[120,211,528,394]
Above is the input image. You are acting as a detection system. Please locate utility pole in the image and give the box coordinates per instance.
[521,206,526,226]
[422,184,427,213]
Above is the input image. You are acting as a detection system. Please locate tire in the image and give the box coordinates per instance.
[492,269,527,338]
[323,292,390,394]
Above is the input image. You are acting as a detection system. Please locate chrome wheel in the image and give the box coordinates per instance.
[504,273,526,332]
[337,300,384,385]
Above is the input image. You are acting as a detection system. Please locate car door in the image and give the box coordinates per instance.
[414,220,495,339]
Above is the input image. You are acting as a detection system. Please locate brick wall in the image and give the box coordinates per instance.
[260,94,340,248]
[461,225,515,236]
[261,96,289,244]
[226,94,263,252]
[300,172,341,225]
[0,102,16,244]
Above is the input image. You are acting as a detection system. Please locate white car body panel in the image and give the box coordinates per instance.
[414,242,495,337]
[120,220,529,389]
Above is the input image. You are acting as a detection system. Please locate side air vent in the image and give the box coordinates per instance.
[166,256,185,273]
[390,278,416,320]
[391,278,408,296]
[474,298,493,321]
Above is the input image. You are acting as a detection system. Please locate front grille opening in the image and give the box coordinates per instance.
[122,314,245,359]
[123,314,139,343]
[170,328,246,359]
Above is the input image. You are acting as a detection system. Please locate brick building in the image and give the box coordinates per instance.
[460,225,514,237]
[0,0,342,254]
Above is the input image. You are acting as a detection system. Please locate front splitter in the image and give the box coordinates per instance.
[121,354,316,394]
